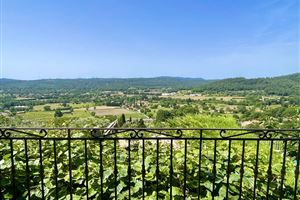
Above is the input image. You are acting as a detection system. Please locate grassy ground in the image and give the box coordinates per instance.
[33,103,62,111]
[21,111,54,122]
[33,103,93,111]
[123,112,146,119]
[88,106,146,118]
[19,109,91,122]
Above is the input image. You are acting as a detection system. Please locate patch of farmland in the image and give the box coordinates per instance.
[89,106,139,116]
[33,103,62,111]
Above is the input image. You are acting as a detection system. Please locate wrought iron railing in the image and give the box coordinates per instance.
[0,128,299,199]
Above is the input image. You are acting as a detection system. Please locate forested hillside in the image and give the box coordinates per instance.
[195,73,300,95]
[0,77,210,91]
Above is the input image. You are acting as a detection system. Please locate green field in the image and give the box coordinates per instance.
[33,103,93,111]
[19,109,91,123]
[21,106,145,125]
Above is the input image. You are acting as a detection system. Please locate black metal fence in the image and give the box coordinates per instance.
[0,128,299,200]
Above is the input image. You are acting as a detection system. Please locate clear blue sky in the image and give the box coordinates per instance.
[1,0,299,80]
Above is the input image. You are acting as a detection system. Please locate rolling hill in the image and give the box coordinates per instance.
[194,73,300,95]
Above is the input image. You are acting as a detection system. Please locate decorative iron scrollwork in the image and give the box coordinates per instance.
[0,129,11,138]
[219,129,249,138]
[219,129,273,139]
[258,131,273,139]
[90,128,183,138]
[141,129,183,138]
[0,129,48,138]
[1,128,298,139]
[130,130,144,138]
[218,129,298,139]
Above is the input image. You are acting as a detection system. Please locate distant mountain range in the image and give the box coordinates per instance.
[1,73,299,95]
[0,77,211,90]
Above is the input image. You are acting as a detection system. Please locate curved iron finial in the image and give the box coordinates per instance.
[0,129,12,138]
[39,129,48,137]
[90,129,103,138]
[219,129,226,138]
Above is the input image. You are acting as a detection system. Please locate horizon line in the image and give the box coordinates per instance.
[1,72,299,81]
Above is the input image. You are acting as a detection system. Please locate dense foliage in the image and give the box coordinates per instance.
[1,115,299,199]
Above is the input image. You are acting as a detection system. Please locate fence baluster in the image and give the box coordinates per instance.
[84,140,89,199]
[253,140,260,199]
[197,130,203,200]
[226,140,232,199]
[212,140,217,200]
[99,140,104,198]
[114,140,117,200]
[38,139,45,199]
[24,139,30,200]
[184,139,188,199]
[294,140,300,200]
[68,130,72,200]
[53,140,58,199]
[10,139,16,199]
[128,139,131,200]
[279,140,287,200]
[169,139,173,199]
[142,139,145,200]
[239,140,246,200]
[156,139,159,200]
[0,161,2,200]
[266,141,274,199]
